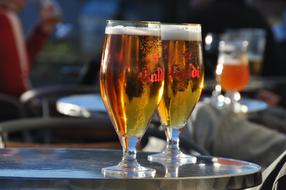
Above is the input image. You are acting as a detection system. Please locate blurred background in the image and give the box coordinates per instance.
[19,0,286,87]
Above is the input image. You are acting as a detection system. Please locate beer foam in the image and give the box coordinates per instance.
[105,25,160,36]
[161,24,202,41]
[218,56,241,65]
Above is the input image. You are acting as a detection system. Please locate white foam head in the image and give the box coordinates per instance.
[161,24,202,41]
[105,25,160,36]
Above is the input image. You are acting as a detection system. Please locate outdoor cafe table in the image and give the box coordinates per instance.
[0,148,261,189]
[56,94,268,118]
[57,94,107,118]
[55,95,262,189]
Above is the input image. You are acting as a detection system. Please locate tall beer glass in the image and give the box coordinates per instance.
[100,20,164,177]
[148,24,204,163]
[216,40,249,113]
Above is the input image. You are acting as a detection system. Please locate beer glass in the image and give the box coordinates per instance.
[100,20,164,178]
[216,40,250,112]
[36,0,62,25]
[148,24,204,163]
[239,29,266,76]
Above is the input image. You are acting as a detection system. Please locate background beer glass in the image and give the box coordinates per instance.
[35,0,62,24]
[148,23,204,163]
[34,0,72,39]
[238,29,266,76]
[216,39,250,113]
[100,20,164,178]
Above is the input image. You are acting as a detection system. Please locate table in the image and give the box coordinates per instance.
[56,96,262,189]
[57,94,268,118]
[57,94,106,117]
[0,148,261,190]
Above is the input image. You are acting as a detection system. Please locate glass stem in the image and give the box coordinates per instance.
[121,136,138,165]
[226,91,241,112]
[165,127,180,152]
[164,163,180,178]
[211,84,225,108]
[0,134,4,148]
[228,92,240,103]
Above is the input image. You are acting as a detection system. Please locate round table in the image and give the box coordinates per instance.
[57,94,268,117]
[0,148,261,190]
[56,94,262,189]
[57,94,106,118]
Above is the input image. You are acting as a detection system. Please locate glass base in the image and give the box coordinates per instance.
[148,148,197,164]
[223,92,248,113]
[102,161,156,178]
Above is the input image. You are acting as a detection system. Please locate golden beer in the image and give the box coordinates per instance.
[100,26,164,139]
[249,56,263,76]
[158,26,204,128]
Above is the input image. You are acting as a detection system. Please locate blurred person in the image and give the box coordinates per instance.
[184,101,286,190]
[273,8,286,43]
[0,0,60,97]
[187,0,280,77]
[185,101,286,168]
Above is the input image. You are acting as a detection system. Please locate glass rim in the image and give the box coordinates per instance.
[105,20,161,36]
[106,20,201,28]
[161,22,201,27]
[106,19,161,26]
[105,20,202,39]
[160,22,202,41]
[160,22,201,31]
[219,40,248,52]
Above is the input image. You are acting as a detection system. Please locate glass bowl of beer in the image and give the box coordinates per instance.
[216,39,250,113]
[100,20,164,178]
[148,23,204,164]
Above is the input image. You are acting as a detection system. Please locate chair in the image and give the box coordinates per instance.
[0,93,25,121]
[20,85,98,118]
[0,115,120,149]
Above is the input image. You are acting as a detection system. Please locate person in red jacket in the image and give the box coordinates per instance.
[0,0,59,97]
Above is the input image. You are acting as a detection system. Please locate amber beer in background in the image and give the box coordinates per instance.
[216,48,250,92]
[158,25,204,129]
[100,26,164,141]
[248,55,263,75]
[215,39,250,113]
[219,63,250,92]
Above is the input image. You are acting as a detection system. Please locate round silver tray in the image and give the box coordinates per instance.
[0,148,261,190]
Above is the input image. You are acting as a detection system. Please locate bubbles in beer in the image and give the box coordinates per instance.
[158,24,204,128]
[100,29,164,139]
